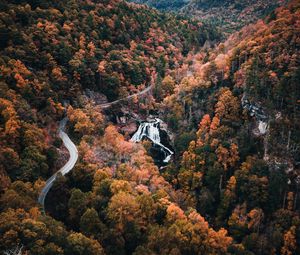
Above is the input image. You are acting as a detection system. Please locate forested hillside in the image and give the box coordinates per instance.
[0,0,224,254]
[0,0,217,183]
[0,0,299,254]
[161,1,300,253]
[128,0,189,11]
[129,0,287,34]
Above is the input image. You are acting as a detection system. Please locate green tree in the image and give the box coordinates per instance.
[68,189,88,228]
[80,208,105,238]
[18,146,48,181]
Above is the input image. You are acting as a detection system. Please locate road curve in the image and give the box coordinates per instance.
[38,85,152,212]
[38,118,78,211]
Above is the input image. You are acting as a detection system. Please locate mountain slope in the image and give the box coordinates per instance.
[0,0,299,254]
[0,0,229,254]
[0,0,218,183]
[129,0,288,34]
[128,0,190,11]
[162,1,300,253]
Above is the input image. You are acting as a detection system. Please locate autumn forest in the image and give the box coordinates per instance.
[0,0,300,254]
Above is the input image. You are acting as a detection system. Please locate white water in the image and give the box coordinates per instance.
[258,120,268,135]
[131,118,174,163]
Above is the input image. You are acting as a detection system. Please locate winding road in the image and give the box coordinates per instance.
[38,118,78,211]
[38,85,153,212]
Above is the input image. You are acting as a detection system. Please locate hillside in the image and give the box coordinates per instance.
[0,0,300,254]
[0,0,226,254]
[162,1,300,253]
[0,0,218,183]
[129,0,288,34]
[128,0,190,11]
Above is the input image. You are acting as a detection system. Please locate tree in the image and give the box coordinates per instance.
[0,147,20,175]
[0,181,36,211]
[281,226,296,255]
[67,106,95,135]
[287,192,294,211]
[68,189,88,227]
[107,191,141,231]
[0,208,69,254]
[215,87,240,123]
[215,143,239,171]
[247,208,264,233]
[228,203,248,241]
[145,208,232,254]
[243,175,269,209]
[46,173,70,221]
[18,146,49,181]
[217,176,237,223]
[0,98,20,142]
[66,233,105,255]
[22,124,46,150]
[110,180,133,195]
[137,194,156,224]
[161,75,175,96]
[80,208,105,238]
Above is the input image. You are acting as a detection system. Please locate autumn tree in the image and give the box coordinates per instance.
[107,191,141,231]
[66,233,105,255]
[281,226,297,255]
[215,87,240,124]
[161,75,175,97]
[247,208,264,233]
[217,176,237,224]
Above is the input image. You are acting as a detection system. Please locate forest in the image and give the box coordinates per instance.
[130,0,287,34]
[0,0,299,254]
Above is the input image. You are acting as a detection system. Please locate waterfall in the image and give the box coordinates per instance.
[258,120,268,135]
[131,118,174,163]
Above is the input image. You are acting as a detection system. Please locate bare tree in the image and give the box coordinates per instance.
[3,244,23,255]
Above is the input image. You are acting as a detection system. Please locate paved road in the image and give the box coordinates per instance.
[100,85,152,108]
[38,118,78,211]
[38,85,152,212]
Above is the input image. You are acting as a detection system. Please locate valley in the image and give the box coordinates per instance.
[0,0,299,254]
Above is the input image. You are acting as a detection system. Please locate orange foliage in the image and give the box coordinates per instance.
[87,41,96,57]
[215,88,240,122]
[281,226,297,255]
[51,67,67,81]
[215,143,239,171]
[166,203,186,222]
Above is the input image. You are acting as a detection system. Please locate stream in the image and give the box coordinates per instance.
[131,118,174,164]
